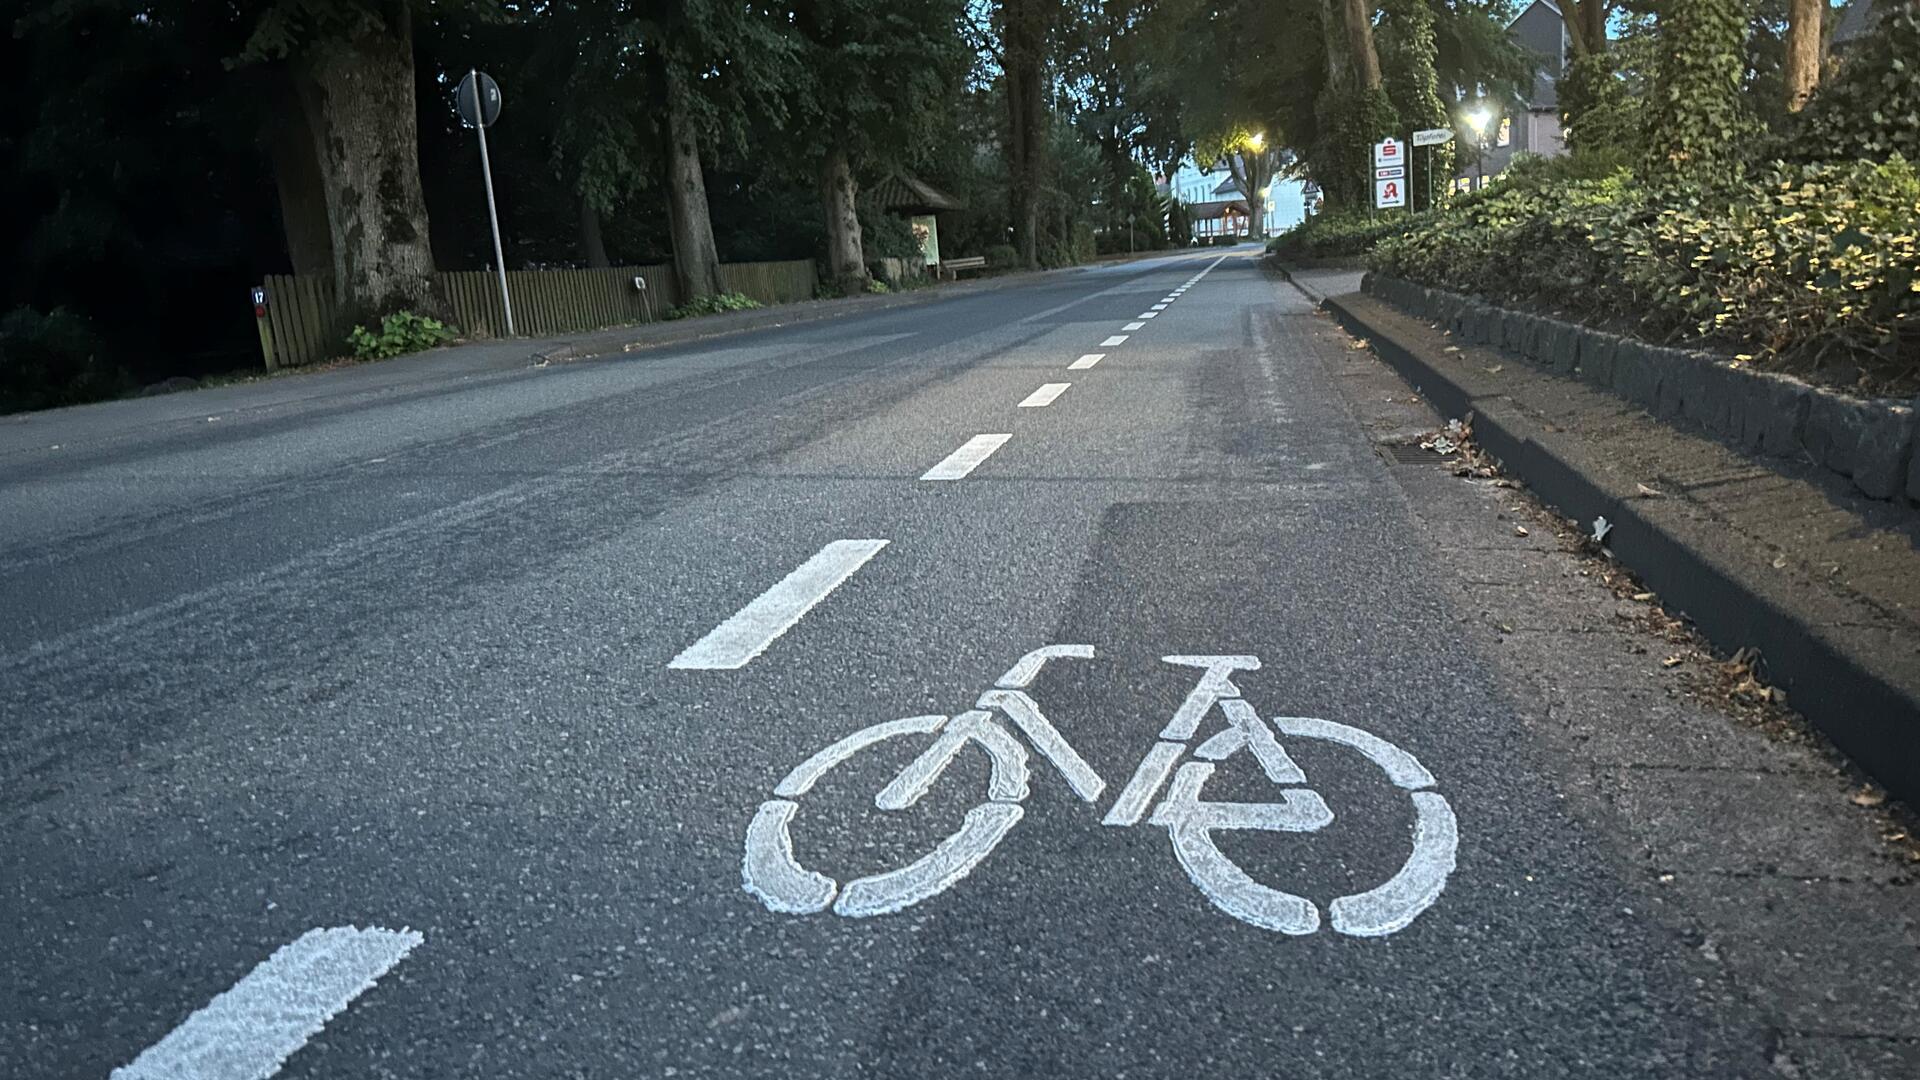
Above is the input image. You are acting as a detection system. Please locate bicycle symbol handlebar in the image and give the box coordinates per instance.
[742,645,1457,936]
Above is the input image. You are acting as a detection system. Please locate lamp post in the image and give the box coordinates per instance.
[1465,107,1493,191]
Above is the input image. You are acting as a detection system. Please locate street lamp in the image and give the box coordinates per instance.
[1463,108,1494,190]
[1245,131,1265,151]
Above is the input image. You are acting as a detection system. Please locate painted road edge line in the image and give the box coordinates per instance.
[669,539,889,670]
[1100,335,1129,347]
[1122,321,1146,331]
[1137,312,1158,319]
[112,926,423,1080]
[922,434,1012,481]
[1019,383,1071,408]
[1069,353,1104,370]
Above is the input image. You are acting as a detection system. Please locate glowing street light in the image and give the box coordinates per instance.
[1465,108,1493,137]
[1245,131,1266,151]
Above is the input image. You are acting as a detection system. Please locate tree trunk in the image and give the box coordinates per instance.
[1319,0,1347,86]
[266,73,332,276]
[1340,0,1383,90]
[1004,0,1048,270]
[294,6,443,325]
[818,147,869,295]
[661,73,726,303]
[1784,0,1825,112]
[578,193,611,268]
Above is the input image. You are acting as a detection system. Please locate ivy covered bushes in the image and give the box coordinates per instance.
[1370,157,1920,391]
[1268,210,1413,259]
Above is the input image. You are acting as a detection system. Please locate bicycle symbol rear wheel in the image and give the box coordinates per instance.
[743,710,1029,918]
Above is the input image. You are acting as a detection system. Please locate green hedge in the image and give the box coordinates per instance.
[1369,157,1920,389]
[1268,211,1414,259]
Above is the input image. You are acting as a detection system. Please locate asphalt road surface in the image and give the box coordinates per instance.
[5,249,1916,1079]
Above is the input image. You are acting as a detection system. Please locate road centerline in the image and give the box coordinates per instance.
[669,539,890,670]
[1100,334,1129,347]
[1123,321,1146,331]
[1019,383,1071,408]
[112,926,423,1080]
[1069,353,1105,370]
[921,434,1013,481]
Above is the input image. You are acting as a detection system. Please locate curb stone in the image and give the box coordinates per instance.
[1321,288,1920,807]
[1359,274,1919,506]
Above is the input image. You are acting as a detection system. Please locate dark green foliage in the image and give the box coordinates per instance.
[1379,0,1454,207]
[1644,0,1758,176]
[664,292,762,320]
[1791,0,1920,165]
[0,306,128,414]
[984,243,1023,269]
[347,311,454,360]
[1268,209,1413,258]
[1314,87,1400,209]
[1371,155,1920,390]
[858,209,925,262]
[1166,199,1194,246]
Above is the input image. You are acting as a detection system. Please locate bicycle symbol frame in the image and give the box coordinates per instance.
[742,646,1458,937]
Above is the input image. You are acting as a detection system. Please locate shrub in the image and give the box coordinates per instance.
[0,306,127,413]
[1269,210,1415,258]
[865,279,891,294]
[347,311,453,360]
[983,243,1021,269]
[1371,156,1920,389]
[663,292,762,320]
[1791,2,1920,166]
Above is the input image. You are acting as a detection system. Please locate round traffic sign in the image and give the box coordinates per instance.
[455,70,502,129]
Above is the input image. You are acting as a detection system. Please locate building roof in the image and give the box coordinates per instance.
[867,173,965,214]
[1833,0,1881,45]
[1189,199,1250,220]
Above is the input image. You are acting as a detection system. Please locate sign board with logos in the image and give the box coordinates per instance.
[1375,166,1405,181]
[1372,138,1404,168]
[1375,177,1406,209]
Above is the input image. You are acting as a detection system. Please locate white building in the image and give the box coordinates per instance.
[1159,157,1307,240]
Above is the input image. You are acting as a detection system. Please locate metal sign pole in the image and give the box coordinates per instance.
[471,69,515,337]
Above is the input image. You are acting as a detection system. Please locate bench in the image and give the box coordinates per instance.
[939,256,988,280]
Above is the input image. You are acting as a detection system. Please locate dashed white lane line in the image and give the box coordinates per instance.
[112,926,422,1080]
[1019,382,1071,408]
[1123,321,1146,331]
[669,539,889,670]
[1070,353,1105,370]
[1100,334,1129,347]
[1139,311,1159,318]
[1151,303,1168,310]
[921,434,1013,481]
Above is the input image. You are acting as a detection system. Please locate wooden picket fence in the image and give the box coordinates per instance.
[256,259,818,369]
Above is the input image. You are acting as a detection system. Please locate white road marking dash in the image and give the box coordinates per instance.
[1069,353,1105,370]
[1100,335,1129,347]
[112,926,422,1080]
[921,434,1012,481]
[1019,382,1071,408]
[1123,321,1146,331]
[670,539,889,669]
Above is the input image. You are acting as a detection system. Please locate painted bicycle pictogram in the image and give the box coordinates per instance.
[742,646,1458,936]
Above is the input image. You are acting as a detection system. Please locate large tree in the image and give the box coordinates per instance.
[1644,0,1755,175]
[1782,0,1825,112]
[999,0,1061,269]
[1379,0,1454,209]
[790,0,969,295]
[242,1,463,323]
[628,1,795,302]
